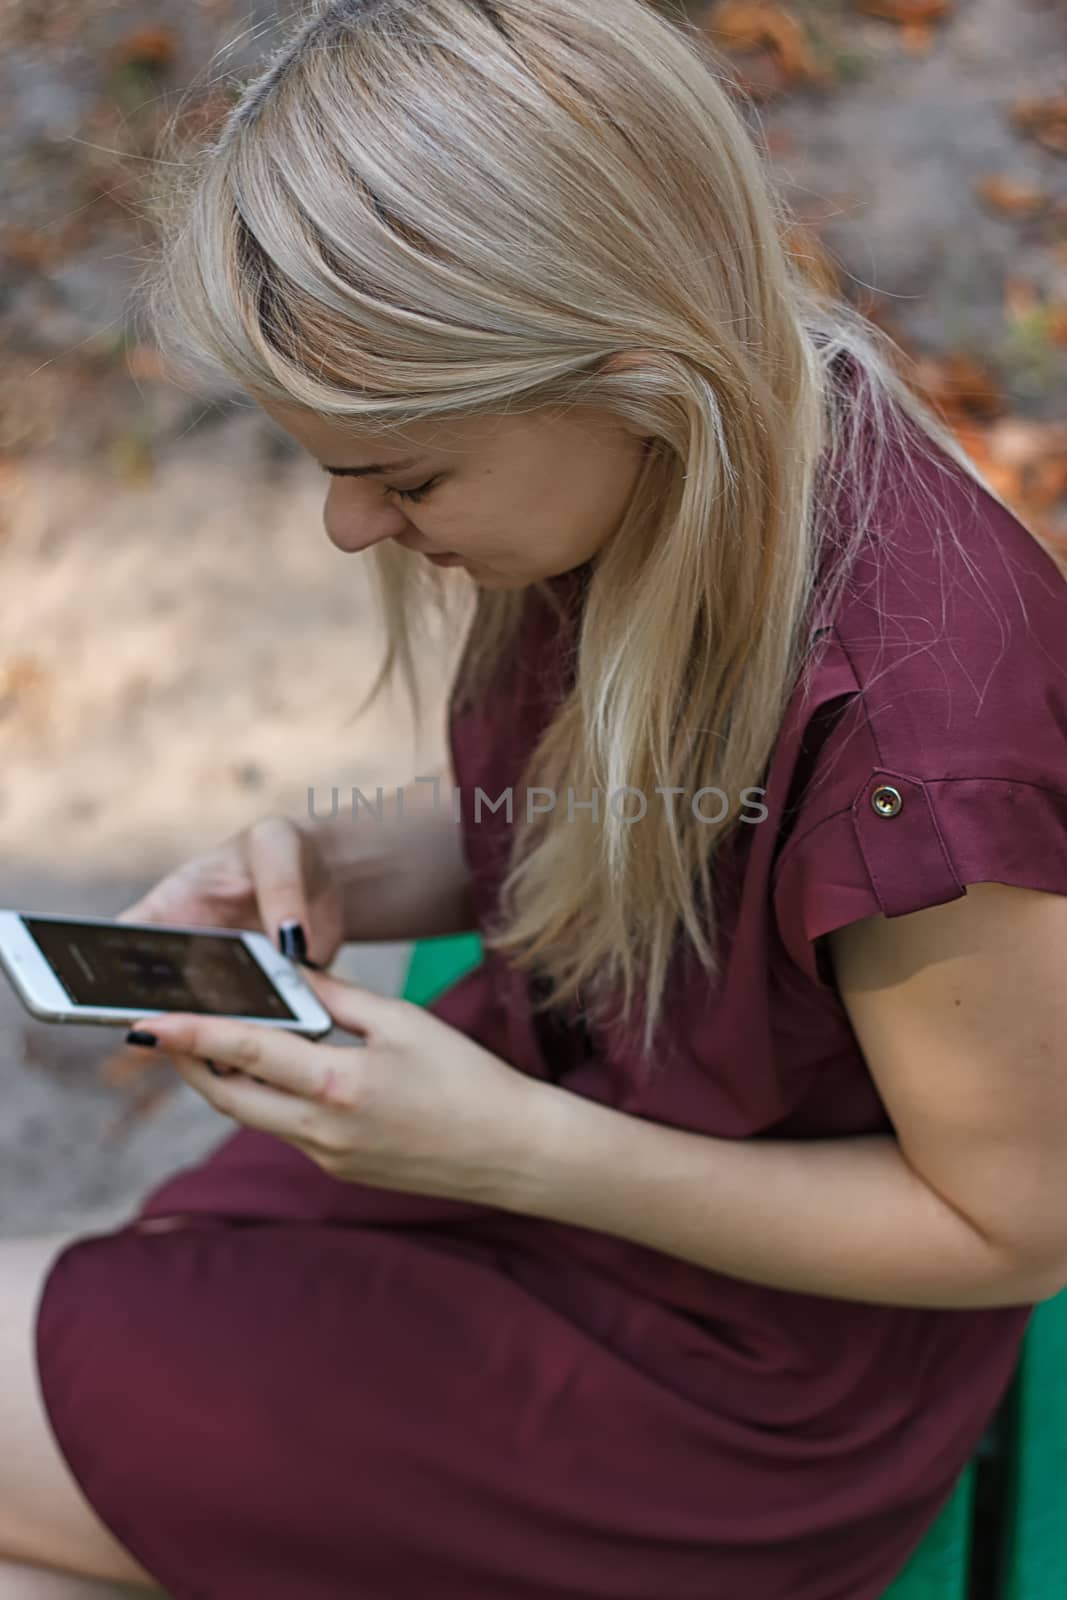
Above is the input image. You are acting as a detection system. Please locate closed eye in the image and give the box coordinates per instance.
[318,464,443,505]
[392,477,441,504]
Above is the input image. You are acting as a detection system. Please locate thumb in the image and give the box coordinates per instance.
[297,965,401,1039]
[114,895,161,924]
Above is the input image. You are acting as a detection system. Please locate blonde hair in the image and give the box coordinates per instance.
[138,0,1032,1062]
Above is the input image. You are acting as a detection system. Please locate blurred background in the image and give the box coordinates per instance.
[2,0,1065,1235]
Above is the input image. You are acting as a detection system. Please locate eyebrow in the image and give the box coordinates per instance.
[320,457,423,478]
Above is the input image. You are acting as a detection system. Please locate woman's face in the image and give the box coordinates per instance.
[258,398,651,588]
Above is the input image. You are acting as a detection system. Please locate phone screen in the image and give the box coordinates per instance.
[23,917,299,1020]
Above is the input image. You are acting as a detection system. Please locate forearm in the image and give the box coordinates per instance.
[508,1088,1063,1310]
[311,767,477,943]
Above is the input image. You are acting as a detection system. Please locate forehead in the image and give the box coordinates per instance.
[258,400,495,465]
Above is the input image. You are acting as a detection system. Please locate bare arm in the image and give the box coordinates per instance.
[499,882,1067,1310]
[310,764,477,944]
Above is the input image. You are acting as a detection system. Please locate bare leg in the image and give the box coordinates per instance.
[0,1234,163,1590]
[0,1558,163,1598]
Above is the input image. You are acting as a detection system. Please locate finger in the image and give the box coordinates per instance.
[202,1060,268,1084]
[114,885,185,926]
[166,1049,342,1163]
[294,966,401,1041]
[168,1049,290,1109]
[128,1013,343,1103]
[114,900,152,924]
[245,816,320,961]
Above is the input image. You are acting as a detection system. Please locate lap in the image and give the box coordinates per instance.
[32,1214,744,1600]
[28,1180,957,1600]
[0,1233,162,1590]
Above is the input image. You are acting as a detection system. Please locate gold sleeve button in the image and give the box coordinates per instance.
[871,784,903,818]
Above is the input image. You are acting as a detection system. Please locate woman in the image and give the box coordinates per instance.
[4,1,1067,1596]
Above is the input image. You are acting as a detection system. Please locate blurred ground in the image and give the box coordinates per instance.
[1,0,1065,1237]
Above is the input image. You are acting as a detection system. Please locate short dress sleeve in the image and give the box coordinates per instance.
[772,442,1067,988]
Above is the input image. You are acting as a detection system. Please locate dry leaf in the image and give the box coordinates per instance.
[975,175,1049,218]
[910,352,1004,426]
[784,224,842,295]
[1028,455,1067,511]
[980,416,1067,471]
[1003,278,1067,342]
[1010,95,1067,157]
[113,26,178,70]
[854,0,951,22]
[0,226,73,272]
[900,21,933,53]
[704,1,828,85]
[950,415,1067,536]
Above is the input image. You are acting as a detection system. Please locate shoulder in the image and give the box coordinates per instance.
[770,384,1067,984]
[828,400,1067,785]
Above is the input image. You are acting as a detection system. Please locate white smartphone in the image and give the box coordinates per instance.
[0,909,334,1038]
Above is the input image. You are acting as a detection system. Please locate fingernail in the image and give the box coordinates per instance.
[278,920,307,962]
[126,1030,158,1047]
[206,1060,231,1078]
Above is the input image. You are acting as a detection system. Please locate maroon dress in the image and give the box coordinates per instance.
[35,398,1067,1600]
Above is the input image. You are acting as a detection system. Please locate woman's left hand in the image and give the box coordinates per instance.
[126,967,546,1207]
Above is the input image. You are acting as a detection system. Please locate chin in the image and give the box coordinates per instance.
[468,570,524,590]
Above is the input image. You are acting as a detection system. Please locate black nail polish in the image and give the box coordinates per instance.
[126,1029,158,1047]
[278,921,307,962]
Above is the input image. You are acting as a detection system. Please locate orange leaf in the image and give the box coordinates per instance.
[0,226,73,271]
[901,20,933,53]
[1010,95,1067,157]
[978,460,1027,506]
[975,175,1049,218]
[113,26,178,70]
[854,0,951,23]
[910,352,1004,426]
[948,422,993,471]
[705,1,828,84]
[1027,456,1067,512]
[784,225,841,295]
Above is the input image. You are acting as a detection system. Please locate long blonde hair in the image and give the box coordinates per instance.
[138,0,1027,1059]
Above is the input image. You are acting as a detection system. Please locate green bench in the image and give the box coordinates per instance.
[401,932,1066,1600]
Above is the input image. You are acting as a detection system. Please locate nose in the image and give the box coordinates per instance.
[323,481,407,555]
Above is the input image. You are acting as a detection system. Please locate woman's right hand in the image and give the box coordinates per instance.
[114,814,346,963]
[104,816,347,1093]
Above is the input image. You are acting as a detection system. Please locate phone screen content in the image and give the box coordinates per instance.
[23,918,299,1019]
